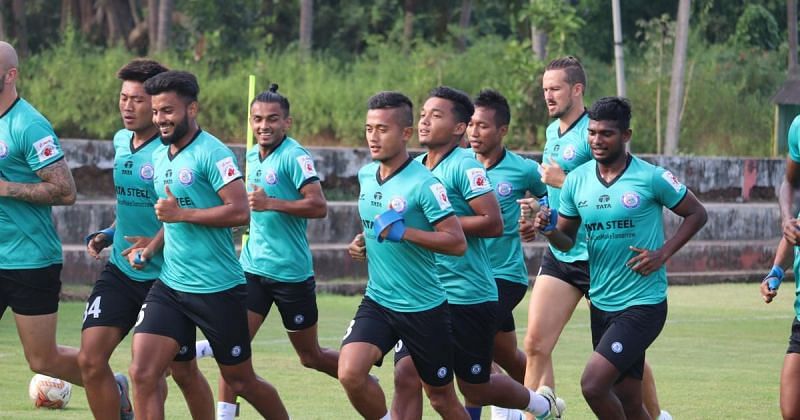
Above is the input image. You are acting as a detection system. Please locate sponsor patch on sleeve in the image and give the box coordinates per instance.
[430,183,452,210]
[216,156,242,183]
[466,167,491,192]
[297,155,318,179]
[661,171,684,193]
[33,135,58,163]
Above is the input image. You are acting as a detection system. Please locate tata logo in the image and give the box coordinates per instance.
[596,194,611,209]
[373,192,382,200]
[122,160,134,175]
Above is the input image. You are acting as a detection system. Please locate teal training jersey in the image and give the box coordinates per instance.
[417,147,498,304]
[110,129,164,281]
[480,148,548,285]
[787,115,800,320]
[152,130,246,293]
[358,158,453,312]
[239,137,319,282]
[0,97,64,269]
[543,112,592,262]
[559,155,687,312]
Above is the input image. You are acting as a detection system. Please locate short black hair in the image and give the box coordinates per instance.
[367,91,414,127]
[588,96,632,131]
[252,83,290,117]
[116,59,168,83]
[546,56,587,91]
[428,86,474,124]
[473,89,510,127]
[143,70,199,102]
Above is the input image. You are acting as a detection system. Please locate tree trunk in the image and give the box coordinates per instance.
[61,0,79,32]
[611,0,626,97]
[147,0,158,53]
[456,0,472,52]
[0,1,6,41]
[403,0,415,48]
[102,0,135,47]
[789,0,798,79]
[529,0,547,60]
[79,0,94,35]
[299,0,313,54]
[155,0,172,52]
[11,0,28,56]
[664,0,690,156]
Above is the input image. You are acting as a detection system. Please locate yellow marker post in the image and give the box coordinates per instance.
[242,75,256,246]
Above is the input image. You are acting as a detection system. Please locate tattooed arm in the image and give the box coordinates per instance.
[0,159,77,205]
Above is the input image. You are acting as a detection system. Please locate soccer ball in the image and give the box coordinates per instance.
[28,374,72,409]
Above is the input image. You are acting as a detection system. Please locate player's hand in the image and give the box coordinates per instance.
[782,218,800,245]
[516,198,540,220]
[541,158,566,188]
[155,185,183,223]
[532,207,553,233]
[761,280,778,303]
[626,246,667,276]
[248,184,272,211]
[86,232,111,259]
[348,233,366,261]
[519,218,537,242]
[121,236,152,270]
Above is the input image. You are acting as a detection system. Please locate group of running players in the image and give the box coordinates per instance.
[14,35,787,420]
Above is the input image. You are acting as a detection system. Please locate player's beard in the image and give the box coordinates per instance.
[161,115,190,145]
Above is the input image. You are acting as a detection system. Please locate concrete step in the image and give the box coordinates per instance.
[54,200,781,246]
[61,239,778,287]
[62,140,786,203]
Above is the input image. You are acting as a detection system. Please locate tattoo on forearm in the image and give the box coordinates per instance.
[5,160,77,205]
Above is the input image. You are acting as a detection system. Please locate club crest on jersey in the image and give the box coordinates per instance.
[562,144,576,161]
[0,141,8,159]
[621,192,641,209]
[496,181,513,197]
[216,156,241,184]
[661,171,684,193]
[140,163,154,181]
[389,196,407,213]
[178,168,194,186]
[264,169,278,185]
[466,168,490,192]
[430,183,451,210]
[33,135,57,163]
[297,155,317,179]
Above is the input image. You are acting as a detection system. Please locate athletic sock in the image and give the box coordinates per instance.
[466,406,482,420]
[526,389,550,416]
[196,340,213,358]
[217,401,237,420]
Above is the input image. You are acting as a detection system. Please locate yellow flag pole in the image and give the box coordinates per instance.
[242,74,256,245]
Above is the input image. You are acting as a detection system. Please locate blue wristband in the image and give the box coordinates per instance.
[85,227,115,246]
[765,265,784,291]
[133,250,148,266]
[374,209,406,243]
[537,197,558,232]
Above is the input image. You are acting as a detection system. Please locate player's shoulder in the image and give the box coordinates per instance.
[545,119,559,137]
[452,147,483,170]
[112,128,133,144]
[4,98,53,137]
[358,161,379,180]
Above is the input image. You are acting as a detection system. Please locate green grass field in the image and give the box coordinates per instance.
[0,283,790,419]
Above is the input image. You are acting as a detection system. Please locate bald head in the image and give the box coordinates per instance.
[0,42,19,72]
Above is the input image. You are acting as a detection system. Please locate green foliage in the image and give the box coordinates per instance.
[730,4,781,50]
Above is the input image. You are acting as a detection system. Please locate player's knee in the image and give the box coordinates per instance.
[580,374,606,402]
[337,366,366,392]
[296,350,321,370]
[523,334,550,359]
[393,366,421,392]
[425,387,456,414]
[25,349,58,375]
[76,350,106,376]
[129,360,159,387]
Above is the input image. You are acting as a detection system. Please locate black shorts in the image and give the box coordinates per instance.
[537,247,590,297]
[395,301,498,384]
[134,280,251,365]
[82,263,154,334]
[590,300,667,380]
[246,273,318,331]
[0,264,62,318]
[495,279,528,333]
[786,318,800,354]
[342,296,455,387]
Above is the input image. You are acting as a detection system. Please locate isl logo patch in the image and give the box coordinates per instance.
[496,181,513,197]
[178,168,194,186]
[621,192,641,209]
[140,163,154,181]
[0,141,8,159]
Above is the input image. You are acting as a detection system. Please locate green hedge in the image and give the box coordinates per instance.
[18,31,782,156]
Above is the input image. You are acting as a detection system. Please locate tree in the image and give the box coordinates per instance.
[147,0,158,51]
[456,0,472,52]
[299,0,313,54]
[664,0,690,155]
[11,0,28,56]
[403,0,416,48]
[155,0,173,52]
